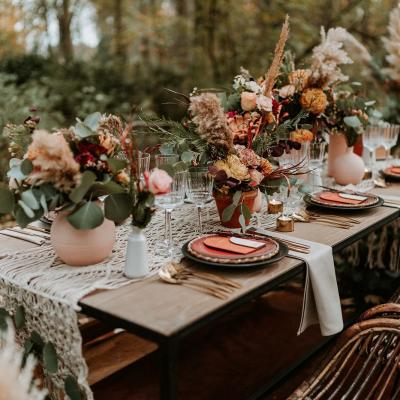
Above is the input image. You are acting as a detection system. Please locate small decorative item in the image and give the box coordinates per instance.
[276,215,295,232]
[125,226,149,278]
[332,146,366,185]
[268,199,284,214]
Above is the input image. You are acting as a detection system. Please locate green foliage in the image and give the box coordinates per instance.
[67,201,104,230]
[104,193,132,223]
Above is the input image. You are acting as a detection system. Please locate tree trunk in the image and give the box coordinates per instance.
[114,0,126,67]
[57,0,73,62]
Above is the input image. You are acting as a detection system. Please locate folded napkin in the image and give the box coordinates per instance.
[391,167,400,174]
[256,229,343,336]
[319,192,365,205]
[380,194,400,209]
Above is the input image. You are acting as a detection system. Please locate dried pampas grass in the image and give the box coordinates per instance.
[189,93,233,153]
[263,15,290,96]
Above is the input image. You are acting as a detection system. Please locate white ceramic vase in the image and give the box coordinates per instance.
[51,213,116,266]
[332,146,366,185]
[124,226,149,279]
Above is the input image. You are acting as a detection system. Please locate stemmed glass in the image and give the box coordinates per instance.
[154,170,187,258]
[381,125,400,166]
[155,154,180,248]
[186,167,214,234]
[309,142,326,192]
[363,126,381,176]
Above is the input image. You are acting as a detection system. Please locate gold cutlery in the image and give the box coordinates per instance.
[293,211,353,229]
[27,224,51,234]
[245,228,311,254]
[159,265,229,299]
[305,211,360,224]
[11,227,51,239]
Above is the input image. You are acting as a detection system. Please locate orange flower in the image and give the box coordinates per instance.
[291,129,314,142]
[300,88,328,114]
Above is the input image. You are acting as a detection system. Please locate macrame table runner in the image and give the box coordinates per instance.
[0,204,276,399]
[0,202,398,399]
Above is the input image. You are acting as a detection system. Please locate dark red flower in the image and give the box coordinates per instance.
[77,141,108,157]
[75,152,95,166]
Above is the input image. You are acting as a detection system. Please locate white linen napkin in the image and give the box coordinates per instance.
[380,194,400,209]
[255,228,343,336]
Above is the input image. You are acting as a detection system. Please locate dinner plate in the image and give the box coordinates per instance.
[380,167,400,181]
[181,237,288,268]
[304,192,383,211]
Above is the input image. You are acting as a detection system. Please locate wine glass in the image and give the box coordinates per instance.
[309,142,326,192]
[381,125,400,166]
[363,126,381,176]
[154,170,187,258]
[186,167,214,234]
[155,154,180,247]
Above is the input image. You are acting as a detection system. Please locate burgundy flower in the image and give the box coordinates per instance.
[75,152,95,166]
[77,141,108,157]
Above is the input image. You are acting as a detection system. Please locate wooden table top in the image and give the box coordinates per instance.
[1,184,399,341]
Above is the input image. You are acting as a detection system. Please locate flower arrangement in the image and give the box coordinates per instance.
[277,27,374,147]
[0,112,133,229]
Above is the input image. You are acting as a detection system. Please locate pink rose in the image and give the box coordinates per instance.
[148,168,173,194]
[241,92,257,111]
[249,168,264,185]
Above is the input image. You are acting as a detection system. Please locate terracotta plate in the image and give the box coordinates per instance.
[186,234,279,265]
[381,166,400,181]
[182,237,288,269]
[304,192,383,211]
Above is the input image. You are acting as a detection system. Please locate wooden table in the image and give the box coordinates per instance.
[77,186,400,400]
[1,185,399,399]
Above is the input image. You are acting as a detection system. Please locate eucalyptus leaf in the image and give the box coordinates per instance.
[241,203,252,220]
[65,376,82,400]
[90,181,125,197]
[43,342,58,374]
[20,159,33,175]
[23,340,34,361]
[232,190,242,206]
[18,200,35,218]
[69,171,97,203]
[181,151,195,163]
[84,112,102,131]
[343,116,361,128]
[21,190,40,210]
[159,143,175,155]
[15,205,33,227]
[67,201,104,229]
[104,193,131,223]
[74,122,95,138]
[14,305,25,329]
[30,330,44,349]
[221,203,236,222]
[0,187,15,214]
[40,194,48,214]
[108,158,127,173]
[7,159,26,180]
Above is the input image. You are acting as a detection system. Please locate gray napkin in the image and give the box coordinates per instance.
[256,229,343,336]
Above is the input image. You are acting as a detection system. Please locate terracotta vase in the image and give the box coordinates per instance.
[327,133,348,177]
[213,189,258,229]
[51,212,116,266]
[332,146,366,185]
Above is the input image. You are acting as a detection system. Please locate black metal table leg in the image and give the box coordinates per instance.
[160,338,179,400]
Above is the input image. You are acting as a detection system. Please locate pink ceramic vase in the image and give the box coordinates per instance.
[51,212,116,266]
[327,133,348,177]
[332,146,365,185]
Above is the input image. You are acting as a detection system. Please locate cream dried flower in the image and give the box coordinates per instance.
[227,154,250,181]
[0,324,46,400]
[309,27,371,88]
[26,130,80,193]
[383,4,400,83]
[189,93,233,153]
[289,69,311,90]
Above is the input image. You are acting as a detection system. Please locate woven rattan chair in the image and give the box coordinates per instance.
[289,310,400,399]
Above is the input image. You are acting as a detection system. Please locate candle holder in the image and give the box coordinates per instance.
[276,215,294,232]
[268,199,283,214]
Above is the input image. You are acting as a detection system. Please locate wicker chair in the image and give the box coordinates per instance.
[289,297,400,400]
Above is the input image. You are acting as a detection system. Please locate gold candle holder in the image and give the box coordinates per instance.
[363,168,372,180]
[268,199,283,214]
[276,215,294,232]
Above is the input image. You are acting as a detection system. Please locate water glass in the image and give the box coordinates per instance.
[364,126,381,174]
[186,167,214,233]
[154,170,187,258]
[154,153,180,244]
[279,141,310,171]
[381,125,400,165]
[309,142,326,192]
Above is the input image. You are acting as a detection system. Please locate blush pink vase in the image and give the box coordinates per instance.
[328,132,348,177]
[50,212,116,266]
[332,146,365,185]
